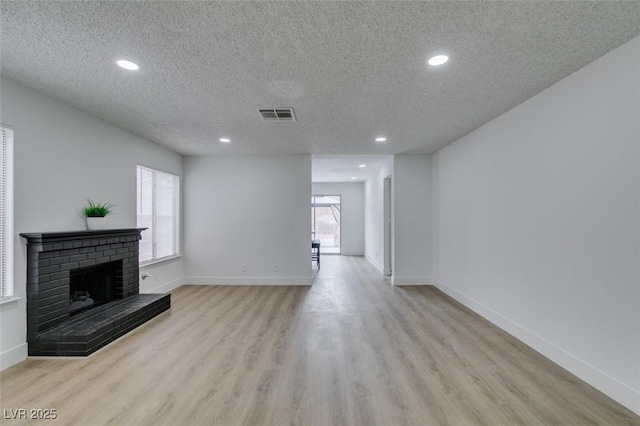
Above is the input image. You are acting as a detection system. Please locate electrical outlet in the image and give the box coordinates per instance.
[273,264,279,272]
[241,264,247,272]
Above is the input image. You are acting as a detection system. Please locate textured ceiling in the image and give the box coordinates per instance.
[2,1,640,156]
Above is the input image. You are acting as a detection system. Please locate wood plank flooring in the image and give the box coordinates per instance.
[1,256,638,425]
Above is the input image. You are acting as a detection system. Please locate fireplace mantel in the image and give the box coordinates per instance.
[20,228,147,244]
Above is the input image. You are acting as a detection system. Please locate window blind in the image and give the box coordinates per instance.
[136,165,180,263]
[1,126,14,298]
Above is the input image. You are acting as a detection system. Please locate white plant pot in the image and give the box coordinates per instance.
[86,217,106,230]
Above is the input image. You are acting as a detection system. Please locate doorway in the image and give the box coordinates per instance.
[312,195,341,254]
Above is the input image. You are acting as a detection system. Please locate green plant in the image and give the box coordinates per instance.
[83,199,114,217]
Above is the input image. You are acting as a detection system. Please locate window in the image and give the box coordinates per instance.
[136,166,180,263]
[311,195,341,254]
[1,127,14,298]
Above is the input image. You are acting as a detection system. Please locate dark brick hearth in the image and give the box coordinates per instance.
[38,294,170,356]
[20,229,171,356]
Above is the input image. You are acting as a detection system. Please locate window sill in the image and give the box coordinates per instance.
[0,296,22,306]
[140,254,181,268]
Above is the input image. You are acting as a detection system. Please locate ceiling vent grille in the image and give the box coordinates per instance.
[259,108,296,121]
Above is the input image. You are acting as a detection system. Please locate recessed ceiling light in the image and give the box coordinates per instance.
[359,164,366,168]
[219,138,231,143]
[375,137,386,142]
[428,55,449,66]
[116,60,140,71]
[351,177,357,180]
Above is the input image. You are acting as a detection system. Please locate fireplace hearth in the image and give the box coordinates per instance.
[20,229,171,356]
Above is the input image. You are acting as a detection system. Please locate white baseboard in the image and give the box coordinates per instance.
[185,276,313,286]
[365,255,384,274]
[435,282,640,416]
[0,343,27,371]
[141,277,183,294]
[391,276,431,286]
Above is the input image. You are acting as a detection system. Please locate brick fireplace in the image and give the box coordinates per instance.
[20,229,170,356]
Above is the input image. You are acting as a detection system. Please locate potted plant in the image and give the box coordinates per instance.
[83,199,114,230]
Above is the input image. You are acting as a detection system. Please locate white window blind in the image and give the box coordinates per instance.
[136,165,180,263]
[1,126,14,298]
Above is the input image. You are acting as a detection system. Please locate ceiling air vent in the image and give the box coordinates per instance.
[259,108,296,121]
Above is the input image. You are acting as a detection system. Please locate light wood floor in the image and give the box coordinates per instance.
[1,256,638,425]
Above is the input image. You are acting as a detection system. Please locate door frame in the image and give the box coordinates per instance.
[383,176,392,276]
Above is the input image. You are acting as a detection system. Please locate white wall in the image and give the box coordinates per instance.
[432,36,640,414]
[312,182,364,256]
[0,77,184,370]
[392,154,432,285]
[183,155,312,285]
[364,158,393,273]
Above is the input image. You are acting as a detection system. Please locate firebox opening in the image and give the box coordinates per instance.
[69,261,119,315]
